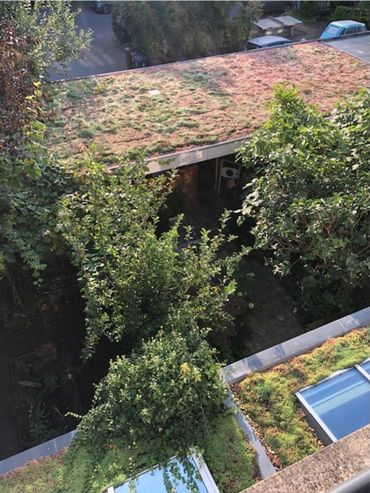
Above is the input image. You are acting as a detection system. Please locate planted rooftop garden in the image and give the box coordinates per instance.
[233,328,370,469]
[2,5,370,492]
[47,42,370,161]
[0,413,256,493]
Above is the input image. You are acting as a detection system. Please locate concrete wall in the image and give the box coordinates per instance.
[239,425,370,493]
[0,430,75,476]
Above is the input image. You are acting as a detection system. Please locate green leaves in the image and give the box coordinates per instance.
[0,1,91,79]
[58,155,240,358]
[238,87,370,314]
[112,1,261,63]
[71,328,227,481]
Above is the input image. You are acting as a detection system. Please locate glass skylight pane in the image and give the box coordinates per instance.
[300,368,370,440]
[115,458,208,493]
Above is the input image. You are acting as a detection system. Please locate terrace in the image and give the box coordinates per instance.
[48,41,370,173]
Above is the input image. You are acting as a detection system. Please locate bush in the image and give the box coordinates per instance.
[238,86,370,316]
[58,156,241,359]
[298,1,321,21]
[332,3,370,25]
[68,328,228,490]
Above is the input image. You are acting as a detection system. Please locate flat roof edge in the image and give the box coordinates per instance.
[51,38,323,84]
[239,424,370,493]
[222,306,370,384]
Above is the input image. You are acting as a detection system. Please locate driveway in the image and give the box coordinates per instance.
[324,33,370,63]
[52,3,127,81]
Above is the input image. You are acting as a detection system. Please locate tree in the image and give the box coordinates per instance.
[68,328,227,491]
[112,1,261,64]
[238,86,370,315]
[333,2,370,26]
[58,154,241,359]
[0,1,90,292]
[0,0,91,79]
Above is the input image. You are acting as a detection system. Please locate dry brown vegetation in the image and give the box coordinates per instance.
[47,42,370,161]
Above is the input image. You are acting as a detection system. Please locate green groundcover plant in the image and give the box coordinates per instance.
[235,328,370,467]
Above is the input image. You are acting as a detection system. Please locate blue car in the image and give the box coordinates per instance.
[320,20,367,40]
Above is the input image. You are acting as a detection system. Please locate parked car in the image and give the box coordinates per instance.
[319,20,367,40]
[246,35,292,50]
[91,1,111,14]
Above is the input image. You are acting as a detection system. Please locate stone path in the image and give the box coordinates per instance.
[238,259,304,357]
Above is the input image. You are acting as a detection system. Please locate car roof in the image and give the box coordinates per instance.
[248,35,291,46]
[330,20,365,27]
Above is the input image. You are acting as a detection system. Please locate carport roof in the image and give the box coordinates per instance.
[48,41,370,169]
[324,33,370,64]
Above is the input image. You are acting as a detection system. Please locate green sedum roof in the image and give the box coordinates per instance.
[48,42,370,163]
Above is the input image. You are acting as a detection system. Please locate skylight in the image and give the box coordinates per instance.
[105,455,220,493]
[296,358,370,444]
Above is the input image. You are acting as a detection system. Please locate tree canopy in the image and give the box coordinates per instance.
[112,1,261,64]
[0,0,91,78]
[238,86,370,314]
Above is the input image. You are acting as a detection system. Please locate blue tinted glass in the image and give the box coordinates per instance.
[301,368,370,440]
[115,459,208,493]
[360,359,370,376]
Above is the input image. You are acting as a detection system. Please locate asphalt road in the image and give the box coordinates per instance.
[52,3,127,81]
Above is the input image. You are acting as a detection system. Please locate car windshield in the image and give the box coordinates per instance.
[326,25,341,35]
[270,41,290,46]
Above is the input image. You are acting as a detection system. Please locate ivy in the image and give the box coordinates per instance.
[0,22,75,289]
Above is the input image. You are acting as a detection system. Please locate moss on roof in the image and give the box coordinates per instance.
[48,42,370,162]
[233,327,370,469]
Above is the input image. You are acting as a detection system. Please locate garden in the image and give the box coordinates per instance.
[1,4,370,493]
[233,328,370,468]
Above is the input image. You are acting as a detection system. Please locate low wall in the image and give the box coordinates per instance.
[222,307,370,384]
[239,425,370,493]
[0,430,75,476]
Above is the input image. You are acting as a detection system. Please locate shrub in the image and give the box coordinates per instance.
[238,86,370,316]
[69,329,228,490]
[332,3,370,25]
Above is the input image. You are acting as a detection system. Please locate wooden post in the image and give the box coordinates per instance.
[180,165,198,219]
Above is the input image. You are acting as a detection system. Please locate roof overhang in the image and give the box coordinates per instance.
[145,137,247,175]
